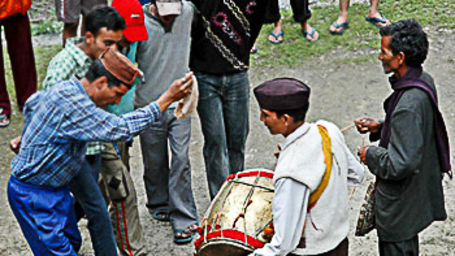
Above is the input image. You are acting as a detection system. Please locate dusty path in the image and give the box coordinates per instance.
[0,30,454,255]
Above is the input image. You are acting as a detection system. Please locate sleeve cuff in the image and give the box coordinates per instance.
[365,147,378,175]
[369,120,384,142]
[148,102,162,121]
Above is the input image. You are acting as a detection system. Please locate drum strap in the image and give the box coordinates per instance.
[308,125,333,211]
[298,124,333,248]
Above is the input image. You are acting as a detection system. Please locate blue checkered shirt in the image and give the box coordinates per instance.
[11,77,161,188]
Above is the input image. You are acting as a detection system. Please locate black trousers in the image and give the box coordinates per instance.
[264,0,311,24]
[379,235,419,256]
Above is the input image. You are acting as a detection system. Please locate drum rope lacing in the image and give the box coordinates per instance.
[238,172,262,245]
[227,180,274,192]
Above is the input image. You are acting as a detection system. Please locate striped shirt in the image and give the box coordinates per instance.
[42,37,104,155]
[11,77,161,188]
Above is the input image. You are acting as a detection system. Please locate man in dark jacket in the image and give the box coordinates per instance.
[355,19,449,255]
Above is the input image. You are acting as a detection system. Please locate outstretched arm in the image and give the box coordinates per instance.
[250,178,310,256]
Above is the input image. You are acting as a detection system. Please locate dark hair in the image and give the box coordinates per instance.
[274,104,309,123]
[379,19,428,67]
[85,59,129,88]
[85,6,126,37]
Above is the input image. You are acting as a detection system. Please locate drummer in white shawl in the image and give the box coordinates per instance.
[250,78,364,256]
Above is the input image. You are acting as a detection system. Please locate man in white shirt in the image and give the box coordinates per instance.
[250,78,364,256]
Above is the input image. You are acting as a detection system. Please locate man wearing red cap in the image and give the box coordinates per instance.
[104,0,149,255]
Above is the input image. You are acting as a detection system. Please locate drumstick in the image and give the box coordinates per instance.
[341,123,356,133]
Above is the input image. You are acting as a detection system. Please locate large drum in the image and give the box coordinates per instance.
[194,169,275,256]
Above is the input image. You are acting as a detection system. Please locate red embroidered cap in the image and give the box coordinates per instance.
[99,48,141,86]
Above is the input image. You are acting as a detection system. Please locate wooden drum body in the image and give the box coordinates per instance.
[194,169,275,256]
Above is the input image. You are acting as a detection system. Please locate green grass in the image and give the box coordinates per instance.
[251,0,455,68]
[3,45,61,114]
[3,0,455,102]
[28,2,63,35]
[31,19,62,36]
[33,45,62,90]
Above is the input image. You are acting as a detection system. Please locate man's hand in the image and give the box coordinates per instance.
[9,136,21,154]
[357,146,369,164]
[156,72,193,112]
[354,117,381,134]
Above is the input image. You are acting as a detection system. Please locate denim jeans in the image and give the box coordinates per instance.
[195,71,250,199]
[69,154,118,256]
[139,108,198,230]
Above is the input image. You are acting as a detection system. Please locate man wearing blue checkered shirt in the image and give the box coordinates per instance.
[7,48,193,256]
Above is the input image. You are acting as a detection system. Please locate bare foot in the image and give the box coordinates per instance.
[250,43,258,54]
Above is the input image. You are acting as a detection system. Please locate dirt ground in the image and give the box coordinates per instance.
[1,30,454,256]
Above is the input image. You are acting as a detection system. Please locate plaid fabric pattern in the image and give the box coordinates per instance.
[11,77,161,188]
[42,37,104,155]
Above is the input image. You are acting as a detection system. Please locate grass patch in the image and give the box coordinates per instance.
[3,45,61,114]
[31,20,62,36]
[29,2,63,35]
[34,45,63,90]
[251,0,455,68]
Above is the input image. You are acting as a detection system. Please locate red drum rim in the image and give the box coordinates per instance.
[194,229,264,251]
[226,169,274,182]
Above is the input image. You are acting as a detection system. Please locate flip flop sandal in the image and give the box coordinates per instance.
[268,30,284,44]
[302,27,318,42]
[187,223,199,233]
[0,109,10,128]
[365,15,388,28]
[174,229,193,244]
[329,21,349,35]
[151,208,170,222]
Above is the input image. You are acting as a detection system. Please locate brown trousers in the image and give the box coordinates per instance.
[0,13,37,117]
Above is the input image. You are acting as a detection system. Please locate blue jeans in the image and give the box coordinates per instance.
[68,154,118,256]
[139,108,198,230]
[195,71,250,199]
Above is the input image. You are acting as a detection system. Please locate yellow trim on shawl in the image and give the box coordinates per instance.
[308,125,333,211]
